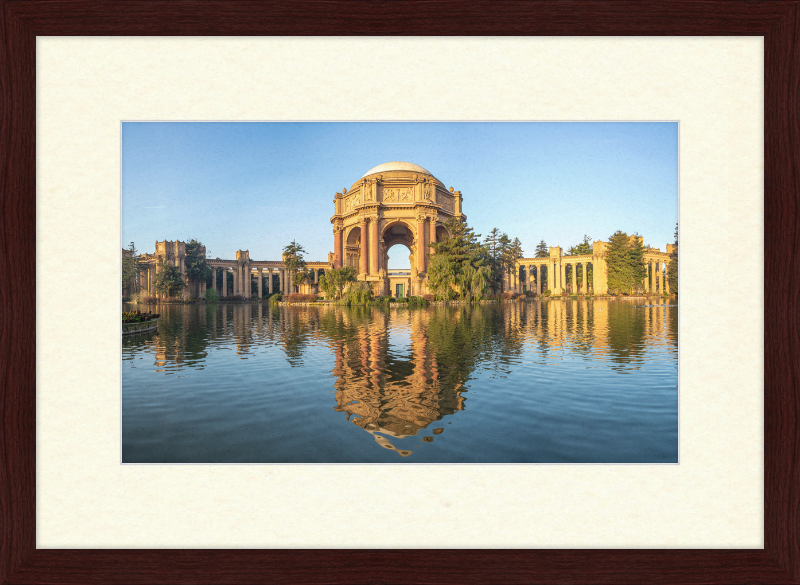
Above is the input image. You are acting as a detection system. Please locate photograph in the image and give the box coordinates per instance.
[121,121,679,464]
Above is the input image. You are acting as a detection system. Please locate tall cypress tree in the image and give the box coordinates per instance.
[667,223,678,295]
[606,231,647,294]
[534,239,549,258]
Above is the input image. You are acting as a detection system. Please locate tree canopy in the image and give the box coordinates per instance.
[121,242,140,294]
[318,266,357,300]
[605,230,647,294]
[152,260,185,297]
[185,239,212,285]
[667,223,678,295]
[534,240,549,258]
[282,240,308,290]
[566,235,593,256]
[427,217,488,300]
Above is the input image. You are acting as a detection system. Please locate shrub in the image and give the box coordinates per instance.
[422,294,435,302]
[395,297,408,303]
[407,296,429,308]
[204,288,219,302]
[389,297,396,303]
[287,293,317,302]
[338,281,373,306]
[268,294,282,304]
[122,310,160,324]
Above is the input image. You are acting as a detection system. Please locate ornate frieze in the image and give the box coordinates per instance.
[382,186,414,203]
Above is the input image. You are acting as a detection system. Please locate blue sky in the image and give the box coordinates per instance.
[122,122,678,269]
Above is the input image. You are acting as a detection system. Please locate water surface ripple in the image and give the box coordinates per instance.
[122,299,678,463]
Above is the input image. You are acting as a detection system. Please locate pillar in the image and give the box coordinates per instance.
[222,268,227,297]
[268,269,273,294]
[212,267,217,293]
[258,267,263,299]
[370,218,379,275]
[576,264,581,294]
[659,261,665,295]
[666,265,671,295]
[314,269,319,284]
[359,221,369,275]
[651,261,656,293]
[334,229,343,269]
[429,219,437,251]
[416,217,427,274]
[279,270,284,295]
[644,261,650,293]
[560,260,566,295]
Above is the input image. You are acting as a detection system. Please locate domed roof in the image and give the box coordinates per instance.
[361,161,433,178]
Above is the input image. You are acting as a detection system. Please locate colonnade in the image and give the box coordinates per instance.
[509,254,670,296]
[207,264,327,298]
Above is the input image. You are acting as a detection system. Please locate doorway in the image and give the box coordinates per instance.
[395,283,405,298]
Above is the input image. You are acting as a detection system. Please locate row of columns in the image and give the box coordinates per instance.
[511,258,669,295]
[210,266,326,298]
[643,260,670,295]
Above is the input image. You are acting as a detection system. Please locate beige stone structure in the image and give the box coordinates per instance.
[515,238,672,296]
[331,162,465,297]
[133,242,333,299]
[127,162,673,300]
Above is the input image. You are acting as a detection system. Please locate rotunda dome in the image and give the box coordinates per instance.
[360,161,433,178]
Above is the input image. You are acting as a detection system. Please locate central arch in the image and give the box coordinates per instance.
[331,162,465,296]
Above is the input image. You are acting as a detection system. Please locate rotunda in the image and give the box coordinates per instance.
[331,162,465,296]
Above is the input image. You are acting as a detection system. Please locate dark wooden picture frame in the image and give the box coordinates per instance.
[1,2,797,583]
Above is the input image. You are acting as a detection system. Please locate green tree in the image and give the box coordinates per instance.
[152,260,185,297]
[318,266,357,300]
[282,240,308,292]
[628,232,648,292]
[482,228,503,293]
[185,239,212,293]
[605,231,647,294]
[566,235,592,256]
[427,217,485,300]
[668,223,678,295]
[534,239,549,258]
[121,241,140,295]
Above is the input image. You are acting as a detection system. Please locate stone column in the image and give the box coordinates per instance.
[222,268,227,297]
[665,265,671,295]
[416,216,427,274]
[257,267,263,298]
[212,267,217,293]
[575,264,581,294]
[650,261,656,293]
[644,261,650,293]
[314,269,319,284]
[560,261,566,294]
[370,218,379,275]
[334,228,343,269]
[660,261,665,295]
[359,220,369,275]
[429,218,437,251]
[536,267,541,295]
[268,269,273,294]
[279,270,284,295]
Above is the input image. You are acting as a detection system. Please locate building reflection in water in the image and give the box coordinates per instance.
[123,299,677,458]
[321,307,468,457]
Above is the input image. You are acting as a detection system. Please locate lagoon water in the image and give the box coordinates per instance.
[122,299,678,463]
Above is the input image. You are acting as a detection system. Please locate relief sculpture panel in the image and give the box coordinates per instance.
[383,187,413,203]
[440,193,454,212]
